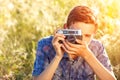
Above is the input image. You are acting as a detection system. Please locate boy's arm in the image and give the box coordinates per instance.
[33,33,65,80]
[62,40,116,80]
[33,55,62,80]
[83,49,116,80]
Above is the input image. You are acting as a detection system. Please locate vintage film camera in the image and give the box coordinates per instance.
[57,29,82,44]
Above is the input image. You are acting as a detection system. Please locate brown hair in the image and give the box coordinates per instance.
[67,6,97,28]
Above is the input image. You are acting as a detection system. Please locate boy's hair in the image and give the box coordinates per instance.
[67,6,97,28]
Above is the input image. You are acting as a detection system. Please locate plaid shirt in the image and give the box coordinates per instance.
[32,36,112,80]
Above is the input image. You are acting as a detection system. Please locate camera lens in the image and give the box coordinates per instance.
[66,35,82,44]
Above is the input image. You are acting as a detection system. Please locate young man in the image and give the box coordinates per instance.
[32,6,116,80]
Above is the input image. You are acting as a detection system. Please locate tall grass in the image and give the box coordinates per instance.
[0,0,120,80]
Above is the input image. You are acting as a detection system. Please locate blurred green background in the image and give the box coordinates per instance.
[0,0,120,80]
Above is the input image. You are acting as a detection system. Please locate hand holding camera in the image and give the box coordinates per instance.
[56,29,83,60]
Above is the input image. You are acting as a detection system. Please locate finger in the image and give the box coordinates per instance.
[75,39,83,45]
[53,32,66,42]
[62,41,77,54]
[61,44,76,55]
[65,40,85,54]
[65,40,74,47]
[53,36,65,43]
[65,40,80,48]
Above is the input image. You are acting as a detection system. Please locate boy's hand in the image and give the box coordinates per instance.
[52,31,66,58]
[62,39,90,59]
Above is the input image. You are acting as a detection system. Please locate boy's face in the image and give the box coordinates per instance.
[68,22,96,44]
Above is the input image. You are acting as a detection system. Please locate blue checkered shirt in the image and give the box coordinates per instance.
[32,36,112,80]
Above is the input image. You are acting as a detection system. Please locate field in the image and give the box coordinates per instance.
[0,0,120,80]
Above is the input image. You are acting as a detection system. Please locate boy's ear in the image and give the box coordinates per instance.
[63,23,68,29]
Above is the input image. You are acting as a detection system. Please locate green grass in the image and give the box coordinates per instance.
[0,0,120,80]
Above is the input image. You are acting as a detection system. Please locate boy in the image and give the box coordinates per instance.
[32,6,116,80]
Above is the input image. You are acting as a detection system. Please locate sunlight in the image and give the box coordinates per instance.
[0,0,120,79]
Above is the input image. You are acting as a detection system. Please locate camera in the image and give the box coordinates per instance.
[57,29,82,44]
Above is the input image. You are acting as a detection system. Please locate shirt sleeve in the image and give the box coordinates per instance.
[97,42,113,72]
[32,39,46,76]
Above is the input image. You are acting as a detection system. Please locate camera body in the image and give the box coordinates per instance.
[57,29,82,44]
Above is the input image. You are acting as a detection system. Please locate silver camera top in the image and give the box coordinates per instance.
[57,29,82,35]
[57,29,82,44]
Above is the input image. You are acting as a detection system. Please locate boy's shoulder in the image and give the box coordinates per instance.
[36,36,54,55]
[38,36,53,45]
[89,39,105,56]
[90,39,103,47]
